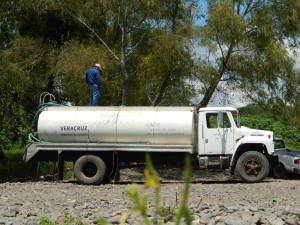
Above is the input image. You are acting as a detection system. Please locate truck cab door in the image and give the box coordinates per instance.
[204,111,235,154]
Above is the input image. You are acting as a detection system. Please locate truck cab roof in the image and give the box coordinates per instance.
[199,107,237,112]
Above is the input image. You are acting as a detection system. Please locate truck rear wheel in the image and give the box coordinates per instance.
[74,155,107,185]
[236,151,269,183]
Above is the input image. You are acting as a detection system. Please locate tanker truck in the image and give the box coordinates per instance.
[22,100,277,185]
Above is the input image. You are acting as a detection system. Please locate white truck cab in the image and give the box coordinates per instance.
[198,107,275,182]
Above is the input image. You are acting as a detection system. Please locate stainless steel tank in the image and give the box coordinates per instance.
[37,106,196,145]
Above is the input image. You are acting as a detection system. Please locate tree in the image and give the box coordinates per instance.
[56,0,163,106]
[136,0,199,106]
[195,0,300,111]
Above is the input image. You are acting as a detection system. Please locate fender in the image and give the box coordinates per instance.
[230,142,270,166]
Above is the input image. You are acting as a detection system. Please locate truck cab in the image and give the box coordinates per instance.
[198,107,276,182]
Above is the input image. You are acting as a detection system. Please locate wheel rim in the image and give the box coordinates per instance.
[81,161,98,178]
[243,158,262,177]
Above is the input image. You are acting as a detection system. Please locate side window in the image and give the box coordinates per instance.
[206,112,231,129]
[206,113,218,129]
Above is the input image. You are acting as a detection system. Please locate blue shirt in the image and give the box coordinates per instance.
[85,68,102,89]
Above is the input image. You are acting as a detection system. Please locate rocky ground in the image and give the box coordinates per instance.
[0,168,300,225]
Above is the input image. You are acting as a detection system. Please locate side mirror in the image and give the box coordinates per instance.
[218,111,224,128]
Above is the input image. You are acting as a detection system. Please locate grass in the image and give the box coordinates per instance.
[158,205,177,217]
[0,148,75,183]
[0,148,32,183]
[39,212,87,225]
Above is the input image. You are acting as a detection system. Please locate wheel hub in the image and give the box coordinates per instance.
[243,158,262,177]
[81,161,98,178]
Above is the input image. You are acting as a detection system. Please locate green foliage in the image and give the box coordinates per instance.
[136,26,197,106]
[38,212,86,225]
[39,216,56,225]
[157,206,177,217]
[1,0,300,153]
[220,207,229,212]
[0,149,32,183]
[0,50,33,150]
[239,97,300,127]
[0,148,74,183]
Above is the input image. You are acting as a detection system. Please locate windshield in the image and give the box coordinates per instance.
[231,111,240,128]
[274,140,285,149]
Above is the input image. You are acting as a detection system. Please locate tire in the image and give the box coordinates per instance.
[236,151,269,183]
[74,155,107,185]
[273,164,286,179]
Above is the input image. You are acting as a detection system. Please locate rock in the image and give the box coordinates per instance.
[56,215,67,224]
[283,206,290,215]
[272,218,285,225]
[249,207,258,212]
[249,215,261,224]
[146,211,156,217]
[166,222,175,225]
[164,215,174,223]
[199,217,210,224]
[25,221,39,225]
[285,219,296,225]
[3,211,16,217]
[227,206,239,211]
[265,214,277,223]
[9,218,23,225]
[191,219,200,225]
[240,214,251,221]
[224,218,243,225]
[80,204,88,209]
[1,172,300,225]
[95,212,111,219]
[215,216,226,223]
[106,216,123,224]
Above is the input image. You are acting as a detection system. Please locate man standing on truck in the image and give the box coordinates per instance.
[85,63,103,106]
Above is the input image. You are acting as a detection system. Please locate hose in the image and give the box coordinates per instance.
[31,101,65,131]
[21,101,66,162]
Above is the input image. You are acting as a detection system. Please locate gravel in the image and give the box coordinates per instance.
[0,168,300,225]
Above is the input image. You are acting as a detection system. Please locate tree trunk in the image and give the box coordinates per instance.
[120,59,129,106]
[196,81,219,112]
[120,24,129,106]
[196,44,234,112]
[121,74,129,105]
[151,2,179,106]
[0,147,6,166]
[152,72,172,106]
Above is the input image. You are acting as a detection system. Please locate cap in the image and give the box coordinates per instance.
[95,63,102,70]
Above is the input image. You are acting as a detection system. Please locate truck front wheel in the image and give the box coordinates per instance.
[74,155,107,185]
[236,151,269,183]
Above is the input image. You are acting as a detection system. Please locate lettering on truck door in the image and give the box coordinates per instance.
[204,112,235,154]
